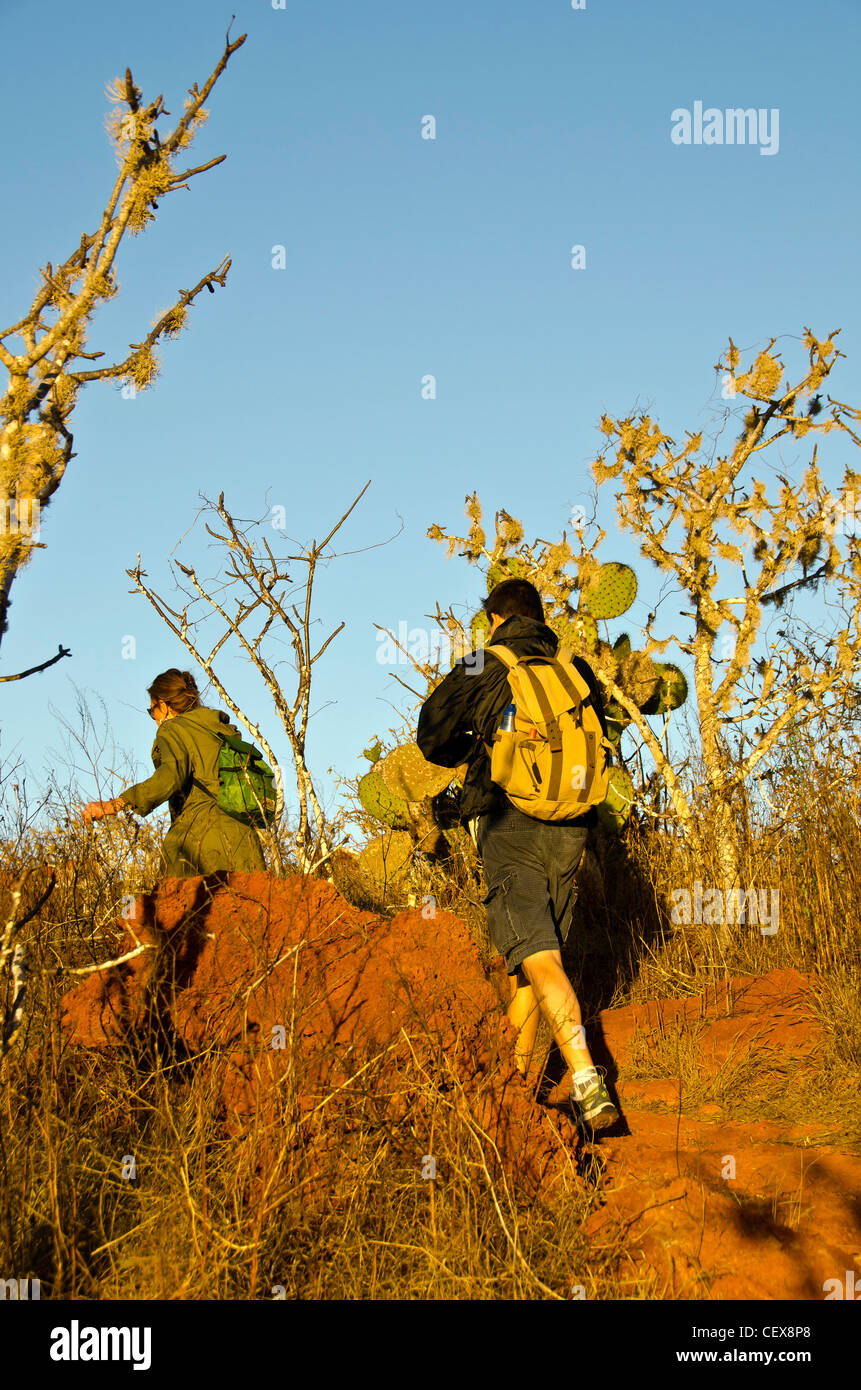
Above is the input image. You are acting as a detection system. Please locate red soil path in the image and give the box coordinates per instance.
[567,971,861,1298]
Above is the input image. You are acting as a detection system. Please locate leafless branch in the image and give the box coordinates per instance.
[0,643,71,682]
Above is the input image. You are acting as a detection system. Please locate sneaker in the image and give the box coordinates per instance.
[570,1069,620,1133]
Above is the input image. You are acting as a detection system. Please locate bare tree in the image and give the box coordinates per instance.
[128,483,378,875]
[0,23,246,656]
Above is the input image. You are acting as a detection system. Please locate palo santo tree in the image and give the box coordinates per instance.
[592,328,861,901]
[0,24,246,651]
[129,484,374,875]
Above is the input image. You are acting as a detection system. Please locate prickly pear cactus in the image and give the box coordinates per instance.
[603,699,631,745]
[559,610,598,655]
[377,743,453,802]
[612,632,632,661]
[358,830,413,892]
[640,663,689,715]
[362,740,383,764]
[486,556,526,590]
[580,562,637,620]
[618,651,659,708]
[549,610,587,658]
[357,771,412,829]
[470,609,490,650]
[597,765,635,832]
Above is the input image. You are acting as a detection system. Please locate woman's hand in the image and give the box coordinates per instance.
[82,797,127,825]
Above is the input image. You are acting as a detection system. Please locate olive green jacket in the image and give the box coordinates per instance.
[121,706,266,879]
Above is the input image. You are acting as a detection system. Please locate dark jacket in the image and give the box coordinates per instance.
[416,614,608,825]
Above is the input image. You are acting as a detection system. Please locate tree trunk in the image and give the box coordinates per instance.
[693,613,741,950]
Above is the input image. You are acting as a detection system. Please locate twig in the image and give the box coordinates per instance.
[0,870,55,973]
[65,942,157,976]
[0,645,71,682]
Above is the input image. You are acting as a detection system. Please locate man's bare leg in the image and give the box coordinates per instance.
[507,969,541,1077]
[519,948,594,1074]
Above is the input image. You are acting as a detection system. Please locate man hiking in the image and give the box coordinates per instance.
[82,668,267,879]
[417,578,620,1133]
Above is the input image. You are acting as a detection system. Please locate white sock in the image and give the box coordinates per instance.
[570,1065,599,1099]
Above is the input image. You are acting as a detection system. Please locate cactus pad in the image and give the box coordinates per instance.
[612,632,632,661]
[581,562,637,620]
[487,556,525,590]
[603,699,631,745]
[597,766,635,831]
[358,771,412,829]
[358,830,413,891]
[377,743,454,802]
[566,611,598,654]
[640,663,689,715]
[470,609,490,648]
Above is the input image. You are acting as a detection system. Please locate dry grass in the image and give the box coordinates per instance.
[1,717,859,1299]
[0,978,625,1300]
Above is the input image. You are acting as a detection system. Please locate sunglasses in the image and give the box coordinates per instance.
[148,703,159,720]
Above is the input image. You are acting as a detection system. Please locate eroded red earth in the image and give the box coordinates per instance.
[60,874,861,1299]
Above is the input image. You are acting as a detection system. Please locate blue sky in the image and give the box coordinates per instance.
[1,0,859,830]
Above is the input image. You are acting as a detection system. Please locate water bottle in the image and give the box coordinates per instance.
[493,701,518,785]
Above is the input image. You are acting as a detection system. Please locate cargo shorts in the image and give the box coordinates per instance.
[474,801,589,975]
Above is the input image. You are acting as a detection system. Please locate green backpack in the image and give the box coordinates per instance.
[193,729,278,829]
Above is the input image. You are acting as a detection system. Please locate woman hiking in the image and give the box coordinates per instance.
[82,669,266,878]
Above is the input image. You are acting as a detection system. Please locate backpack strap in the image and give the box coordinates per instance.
[190,724,229,803]
[484,643,520,669]
[551,657,606,741]
[549,657,592,708]
[481,645,518,755]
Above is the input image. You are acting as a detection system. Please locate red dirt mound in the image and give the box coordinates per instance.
[60,872,573,1197]
[60,876,861,1296]
[595,968,827,1072]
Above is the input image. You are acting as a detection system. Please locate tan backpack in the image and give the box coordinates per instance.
[483,644,612,821]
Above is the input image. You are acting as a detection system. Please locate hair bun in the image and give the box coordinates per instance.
[147,668,202,715]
